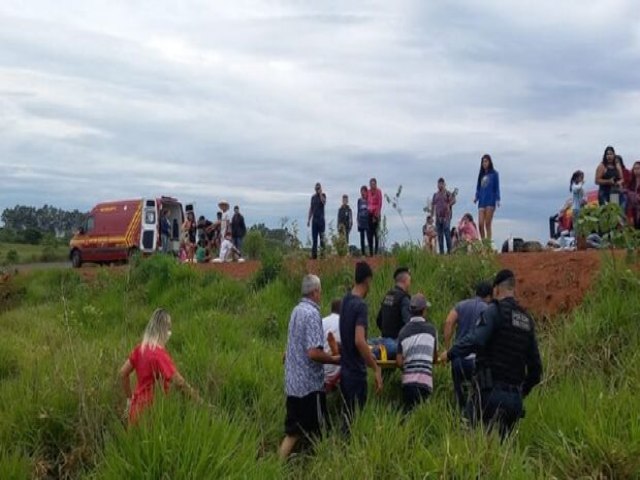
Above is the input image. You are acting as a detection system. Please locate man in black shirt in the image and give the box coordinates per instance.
[370,268,411,359]
[231,205,247,251]
[439,269,543,439]
[307,182,326,260]
[339,261,383,432]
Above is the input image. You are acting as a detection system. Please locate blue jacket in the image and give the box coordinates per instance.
[476,171,501,207]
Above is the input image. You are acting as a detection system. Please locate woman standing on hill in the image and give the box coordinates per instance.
[119,308,201,424]
[474,154,501,242]
[595,146,623,206]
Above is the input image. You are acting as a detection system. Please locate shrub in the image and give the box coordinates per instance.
[243,230,265,259]
[5,250,18,264]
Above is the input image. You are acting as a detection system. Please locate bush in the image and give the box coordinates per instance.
[243,230,265,259]
[5,250,18,265]
[250,249,283,290]
[40,245,57,262]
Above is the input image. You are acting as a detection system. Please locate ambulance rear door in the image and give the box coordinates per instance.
[140,198,158,253]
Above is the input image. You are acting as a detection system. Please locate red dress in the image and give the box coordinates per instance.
[128,344,177,423]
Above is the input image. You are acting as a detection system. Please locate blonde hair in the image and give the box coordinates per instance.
[141,308,172,351]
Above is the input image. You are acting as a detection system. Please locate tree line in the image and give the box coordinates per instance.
[0,204,86,244]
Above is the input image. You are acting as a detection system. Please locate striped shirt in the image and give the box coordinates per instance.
[397,317,437,390]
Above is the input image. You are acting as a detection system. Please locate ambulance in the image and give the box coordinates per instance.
[69,196,194,268]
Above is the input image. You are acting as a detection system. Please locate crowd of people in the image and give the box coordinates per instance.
[170,201,248,264]
[279,262,541,457]
[118,261,542,459]
[550,145,640,245]
[308,155,501,258]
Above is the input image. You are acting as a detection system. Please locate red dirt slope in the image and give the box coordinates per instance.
[499,251,601,319]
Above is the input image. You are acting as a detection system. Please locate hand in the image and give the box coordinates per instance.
[473,197,478,204]
[374,367,383,394]
[438,351,448,364]
[307,220,311,228]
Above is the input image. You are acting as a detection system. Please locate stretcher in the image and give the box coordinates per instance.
[371,344,399,369]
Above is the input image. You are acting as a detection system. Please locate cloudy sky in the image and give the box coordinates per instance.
[2,0,640,245]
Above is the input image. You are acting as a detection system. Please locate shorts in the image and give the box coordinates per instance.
[284,391,327,437]
[478,201,496,209]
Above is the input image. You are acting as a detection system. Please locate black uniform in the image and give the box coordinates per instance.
[376,286,411,339]
[448,297,542,438]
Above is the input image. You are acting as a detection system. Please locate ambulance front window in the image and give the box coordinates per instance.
[86,216,95,232]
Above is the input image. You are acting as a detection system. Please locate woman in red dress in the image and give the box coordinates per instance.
[119,308,201,424]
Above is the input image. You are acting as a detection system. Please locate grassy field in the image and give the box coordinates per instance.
[0,250,638,479]
[0,242,69,266]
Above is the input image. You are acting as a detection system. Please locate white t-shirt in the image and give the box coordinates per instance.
[219,239,234,261]
[322,313,341,380]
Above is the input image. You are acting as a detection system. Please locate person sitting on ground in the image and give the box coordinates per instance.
[213,232,244,263]
[396,294,438,413]
[279,275,340,460]
[195,236,211,264]
[119,308,201,424]
[370,267,411,360]
[322,299,342,392]
[443,281,493,411]
[422,215,436,253]
[457,213,480,244]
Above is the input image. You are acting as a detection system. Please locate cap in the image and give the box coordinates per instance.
[355,261,373,284]
[218,200,229,209]
[493,269,515,287]
[409,293,431,312]
[393,267,410,280]
[475,281,493,298]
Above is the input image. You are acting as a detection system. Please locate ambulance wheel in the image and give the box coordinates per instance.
[71,250,82,268]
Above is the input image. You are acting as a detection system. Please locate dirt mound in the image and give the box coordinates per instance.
[499,251,601,319]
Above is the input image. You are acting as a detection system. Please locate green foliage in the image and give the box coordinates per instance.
[0,250,638,478]
[5,249,19,265]
[250,249,284,291]
[243,229,265,259]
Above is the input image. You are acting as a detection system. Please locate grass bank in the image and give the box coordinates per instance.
[0,250,638,478]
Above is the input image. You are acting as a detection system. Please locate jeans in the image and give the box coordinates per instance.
[161,234,170,254]
[359,229,368,256]
[368,337,397,360]
[311,220,326,259]
[451,357,475,410]
[436,218,451,254]
[340,372,367,434]
[233,236,243,251]
[402,385,431,413]
[466,385,524,440]
[366,214,379,256]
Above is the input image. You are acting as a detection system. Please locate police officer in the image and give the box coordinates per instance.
[439,269,542,438]
[371,267,411,359]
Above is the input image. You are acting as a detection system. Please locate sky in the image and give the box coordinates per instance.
[2,0,640,246]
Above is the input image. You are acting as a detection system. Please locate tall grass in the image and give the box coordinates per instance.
[0,252,637,478]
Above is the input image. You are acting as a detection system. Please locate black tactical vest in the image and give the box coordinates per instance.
[476,298,535,388]
[378,286,410,338]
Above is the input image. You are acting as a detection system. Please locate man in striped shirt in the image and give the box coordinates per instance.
[396,294,438,413]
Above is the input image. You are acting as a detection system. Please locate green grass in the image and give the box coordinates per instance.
[0,242,69,266]
[0,251,638,478]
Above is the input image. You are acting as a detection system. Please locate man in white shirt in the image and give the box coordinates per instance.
[213,232,244,263]
[322,299,342,391]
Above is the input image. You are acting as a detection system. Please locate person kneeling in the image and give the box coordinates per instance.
[396,294,438,413]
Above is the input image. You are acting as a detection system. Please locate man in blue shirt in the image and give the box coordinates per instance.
[279,274,340,460]
[439,270,542,439]
[443,281,493,410]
